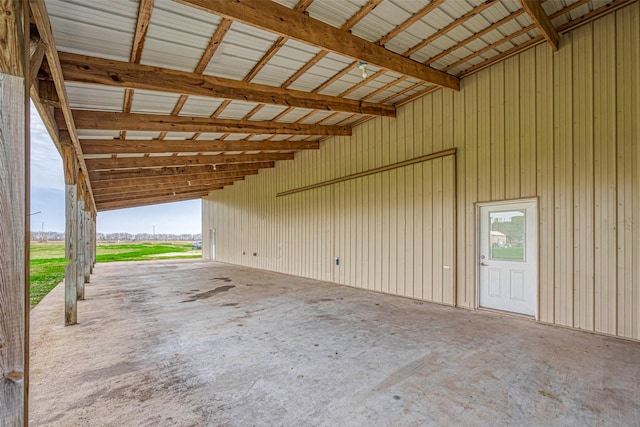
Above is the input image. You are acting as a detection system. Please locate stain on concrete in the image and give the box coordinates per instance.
[222,302,239,307]
[306,298,334,304]
[180,285,235,303]
[393,395,401,400]
[212,277,232,282]
[538,390,562,402]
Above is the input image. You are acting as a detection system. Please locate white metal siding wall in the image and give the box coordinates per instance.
[204,3,640,339]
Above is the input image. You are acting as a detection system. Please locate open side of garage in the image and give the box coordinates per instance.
[2,0,640,424]
[29,259,640,425]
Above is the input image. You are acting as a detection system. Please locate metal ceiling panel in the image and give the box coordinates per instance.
[349,1,399,43]
[251,42,320,87]
[141,0,220,72]
[248,105,290,121]
[204,21,280,80]
[195,133,227,140]
[216,101,260,120]
[76,130,120,139]
[46,0,137,61]
[287,53,354,92]
[306,0,368,31]
[162,132,197,140]
[179,96,223,118]
[276,108,315,123]
[125,131,162,140]
[130,90,181,115]
[65,82,125,112]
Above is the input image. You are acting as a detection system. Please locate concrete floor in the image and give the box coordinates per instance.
[30,260,640,426]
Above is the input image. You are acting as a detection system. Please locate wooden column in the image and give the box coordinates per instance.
[62,145,78,324]
[92,210,97,269]
[83,203,90,283]
[76,177,85,300]
[0,1,29,423]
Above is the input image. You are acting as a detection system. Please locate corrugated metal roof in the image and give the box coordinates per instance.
[204,21,280,80]
[41,0,626,208]
[141,0,220,72]
[130,90,181,115]
[46,0,137,61]
[66,83,125,112]
[179,96,223,118]
[306,0,369,30]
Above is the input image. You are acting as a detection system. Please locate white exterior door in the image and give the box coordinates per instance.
[478,200,537,317]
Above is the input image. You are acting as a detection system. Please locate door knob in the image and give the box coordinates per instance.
[480,262,489,266]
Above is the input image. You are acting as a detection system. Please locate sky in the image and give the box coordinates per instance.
[30,103,202,234]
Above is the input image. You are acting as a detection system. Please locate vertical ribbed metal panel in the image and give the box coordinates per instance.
[202,3,640,339]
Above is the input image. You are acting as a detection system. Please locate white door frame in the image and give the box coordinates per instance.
[476,198,538,320]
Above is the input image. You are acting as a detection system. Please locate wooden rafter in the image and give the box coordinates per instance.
[80,139,319,155]
[176,0,459,90]
[121,0,154,139]
[444,24,536,72]
[58,53,395,117]
[93,178,244,197]
[157,18,232,141]
[91,171,259,189]
[96,186,229,202]
[520,0,559,51]
[91,161,274,179]
[30,0,96,212]
[362,76,408,101]
[378,0,445,46]
[404,0,499,57]
[90,165,266,183]
[424,10,526,66]
[342,0,384,31]
[62,110,352,136]
[85,152,295,171]
[459,0,636,77]
[283,0,383,90]
[96,191,213,211]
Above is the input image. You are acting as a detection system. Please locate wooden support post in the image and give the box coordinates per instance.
[83,204,90,283]
[92,210,97,270]
[62,145,78,324]
[0,2,30,422]
[76,190,85,300]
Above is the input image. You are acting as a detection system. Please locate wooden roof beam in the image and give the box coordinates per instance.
[122,0,154,139]
[30,0,96,212]
[91,170,258,189]
[93,178,243,197]
[85,152,295,171]
[176,0,459,90]
[520,0,559,52]
[58,53,394,117]
[96,186,226,203]
[96,191,212,211]
[60,109,351,136]
[89,162,273,181]
[80,138,319,155]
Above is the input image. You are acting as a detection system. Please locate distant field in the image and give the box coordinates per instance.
[30,243,201,306]
[491,246,524,260]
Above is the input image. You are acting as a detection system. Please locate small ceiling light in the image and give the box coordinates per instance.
[357,61,368,79]
[188,180,192,186]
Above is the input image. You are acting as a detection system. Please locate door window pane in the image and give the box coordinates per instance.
[489,210,525,261]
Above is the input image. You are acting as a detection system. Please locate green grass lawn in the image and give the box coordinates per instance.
[491,246,524,260]
[30,242,201,307]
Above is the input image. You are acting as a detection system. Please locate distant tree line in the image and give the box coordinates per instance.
[31,231,201,242]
